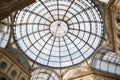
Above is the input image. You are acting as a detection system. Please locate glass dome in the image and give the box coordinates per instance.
[0,17,11,48]
[31,68,59,80]
[13,0,104,68]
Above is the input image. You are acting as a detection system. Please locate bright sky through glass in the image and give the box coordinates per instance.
[13,0,104,68]
[99,0,109,3]
[31,68,59,80]
[92,51,120,75]
[0,18,10,48]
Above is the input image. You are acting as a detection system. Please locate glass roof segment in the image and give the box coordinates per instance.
[92,51,120,75]
[0,17,11,48]
[99,0,109,3]
[13,0,104,68]
[31,68,59,80]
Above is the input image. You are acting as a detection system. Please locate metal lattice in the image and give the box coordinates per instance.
[31,68,59,80]
[13,0,104,68]
[0,17,10,48]
[92,48,120,76]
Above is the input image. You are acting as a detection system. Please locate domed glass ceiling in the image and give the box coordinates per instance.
[31,68,59,80]
[13,0,104,68]
[0,17,10,48]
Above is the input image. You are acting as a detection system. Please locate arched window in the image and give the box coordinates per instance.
[31,68,59,80]
[92,47,120,75]
[0,17,10,48]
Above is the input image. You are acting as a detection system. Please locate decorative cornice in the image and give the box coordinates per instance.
[0,0,35,20]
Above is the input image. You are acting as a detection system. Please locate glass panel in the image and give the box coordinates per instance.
[94,59,101,70]
[116,66,120,75]
[108,63,116,74]
[100,61,108,72]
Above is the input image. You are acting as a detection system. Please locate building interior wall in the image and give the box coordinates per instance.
[0,0,120,80]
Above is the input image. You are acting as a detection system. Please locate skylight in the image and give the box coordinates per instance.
[31,68,59,80]
[92,51,120,75]
[0,17,10,48]
[99,0,109,3]
[13,0,104,68]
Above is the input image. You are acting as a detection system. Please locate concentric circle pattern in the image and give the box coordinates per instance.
[50,21,68,37]
[13,0,104,68]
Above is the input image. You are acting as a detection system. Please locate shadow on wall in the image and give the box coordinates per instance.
[0,77,7,80]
